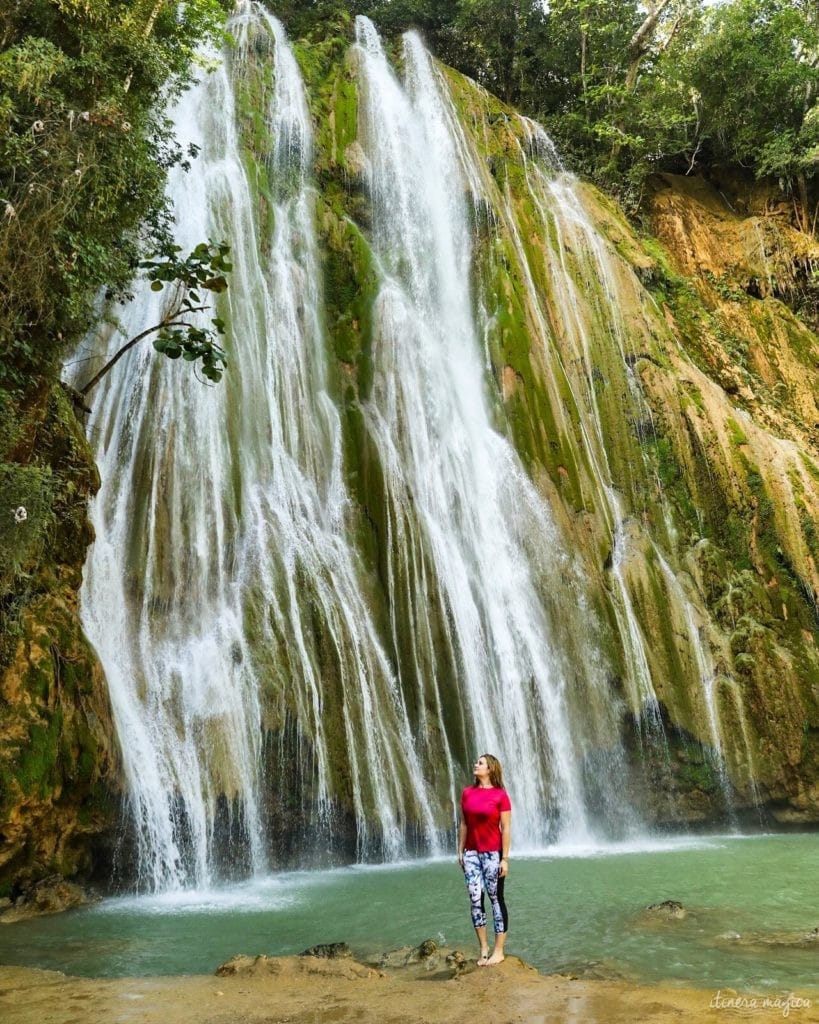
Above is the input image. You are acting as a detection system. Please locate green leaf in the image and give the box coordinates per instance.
[150,280,163,292]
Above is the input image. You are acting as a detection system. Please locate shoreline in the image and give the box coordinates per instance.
[2,949,818,1024]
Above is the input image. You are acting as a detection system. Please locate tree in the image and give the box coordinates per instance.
[78,240,231,399]
[683,0,819,228]
[0,0,231,389]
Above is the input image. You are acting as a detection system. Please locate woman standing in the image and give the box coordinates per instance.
[458,753,511,966]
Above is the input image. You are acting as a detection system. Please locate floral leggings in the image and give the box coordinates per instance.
[462,850,508,934]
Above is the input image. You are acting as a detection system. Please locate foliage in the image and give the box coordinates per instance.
[276,0,819,215]
[0,0,231,390]
[682,0,819,188]
[79,240,232,396]
[144,241,231,383]
[0,0,230,669]
[0,462,55,590]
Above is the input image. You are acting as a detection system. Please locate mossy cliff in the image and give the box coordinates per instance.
[636,172,819,821]
[0,385,120,897]
[287,18,819,827]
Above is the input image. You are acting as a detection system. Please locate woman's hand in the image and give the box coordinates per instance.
[499,857,508,878]
[457,851,464,869]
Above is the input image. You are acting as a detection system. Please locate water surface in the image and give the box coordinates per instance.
[1,834,817,993]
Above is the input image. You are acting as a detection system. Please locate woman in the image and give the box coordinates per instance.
[458,753,511,966]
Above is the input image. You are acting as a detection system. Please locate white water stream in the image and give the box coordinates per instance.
[74,10,755,888]
[353,20,637,845]
[79,5,439,887]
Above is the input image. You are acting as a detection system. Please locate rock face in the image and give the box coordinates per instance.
[300,35,819,828]
[0,876,91,923]
[638,172,819,819]
[0,384,121,899]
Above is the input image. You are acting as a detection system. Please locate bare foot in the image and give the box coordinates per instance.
[477,951,490,966]
[486,951,505,966]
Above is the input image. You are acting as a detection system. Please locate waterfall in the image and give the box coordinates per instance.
[75,10,763,889]
[353,20,641,845]
[502,119,666,730]
[80,4,436,887]
[79,21,268,890]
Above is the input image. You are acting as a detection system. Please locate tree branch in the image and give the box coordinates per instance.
[124,0,169,93]
[625,0,675,92]
[79,309,209,396]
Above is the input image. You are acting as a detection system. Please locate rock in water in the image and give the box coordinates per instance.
[0,878,89,923]
[215,955,283,976]
[299,942,352,959]
[377,940,440,969]
[643,900,688,920]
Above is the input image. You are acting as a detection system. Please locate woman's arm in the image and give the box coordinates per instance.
[458,817,467,868]
[499,809,511,877]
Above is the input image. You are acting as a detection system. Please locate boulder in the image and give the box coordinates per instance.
[643,900,688,920]
[0,877,89,924]
[299,942,351,959]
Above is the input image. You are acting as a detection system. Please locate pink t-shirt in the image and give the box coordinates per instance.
[461,786,512,853]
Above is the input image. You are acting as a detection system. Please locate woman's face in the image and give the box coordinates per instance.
[473,756,490,781]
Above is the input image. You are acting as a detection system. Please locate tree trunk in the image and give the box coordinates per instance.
[797,172,810,234]
[624,0,674,93]
[611,0,676,165]
[124,0,169,94]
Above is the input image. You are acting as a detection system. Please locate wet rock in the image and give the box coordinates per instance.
[299,942,351,959]
[0,877,90,923]
[716,926,819,950]
[551,959,630,982]
[217,952,377,981]
[216,954,283,977]
[343,141,368,185]
[0,385,122,898]
[376,941,436,968]
[643,900,687,920]
[368,942,469,978]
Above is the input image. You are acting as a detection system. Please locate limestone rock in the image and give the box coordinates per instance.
[215,955,284,977]
[0,877,90,923]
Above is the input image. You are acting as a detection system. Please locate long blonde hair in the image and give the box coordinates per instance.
[474,753,504,789]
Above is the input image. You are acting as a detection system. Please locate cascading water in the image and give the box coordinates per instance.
[504,121,665,731]
[503,124,764,801]
[78,22,269,889]
[74,8,763,889]
[79,3,438,887]
[353,20,639,845]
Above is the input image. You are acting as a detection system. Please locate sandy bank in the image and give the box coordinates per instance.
[2,948,818,1024]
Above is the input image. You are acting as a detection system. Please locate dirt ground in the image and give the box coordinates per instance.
[2,950,818,1024]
